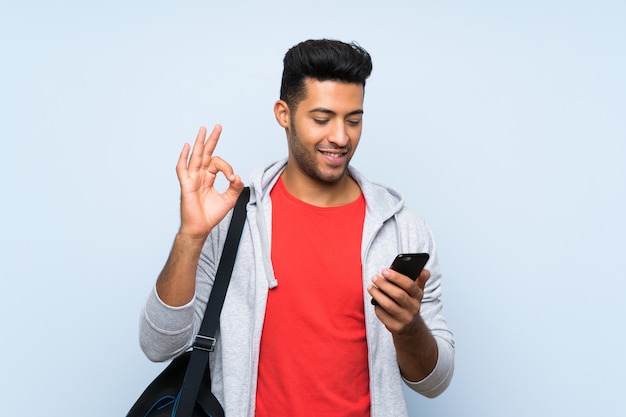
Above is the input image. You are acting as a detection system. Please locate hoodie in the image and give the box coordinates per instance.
[140,159,455,416]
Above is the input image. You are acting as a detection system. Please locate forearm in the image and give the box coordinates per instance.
[140,232,211,361]
[156,232,207,306]
[393,315,439,382]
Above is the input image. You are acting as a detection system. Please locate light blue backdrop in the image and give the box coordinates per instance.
[1,1,624,416]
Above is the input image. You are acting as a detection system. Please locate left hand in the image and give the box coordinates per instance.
[367,268,430,335]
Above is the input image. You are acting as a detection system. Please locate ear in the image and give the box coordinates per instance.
[274,100,291,129]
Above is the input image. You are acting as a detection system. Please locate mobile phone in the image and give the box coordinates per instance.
[389,253,430,280]
[371,253,430,305]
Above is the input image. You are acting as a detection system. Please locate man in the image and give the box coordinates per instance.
[140,39,454,417]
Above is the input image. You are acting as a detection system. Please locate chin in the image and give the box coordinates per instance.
[313,167,350,184]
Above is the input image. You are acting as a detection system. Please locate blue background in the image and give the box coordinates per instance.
[1,1,624,415]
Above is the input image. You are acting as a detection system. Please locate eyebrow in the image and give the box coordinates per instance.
[308,107,364,116]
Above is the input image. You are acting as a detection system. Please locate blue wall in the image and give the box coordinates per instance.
[1,1,624,415]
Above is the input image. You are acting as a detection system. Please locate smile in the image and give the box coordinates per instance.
[318,148,348,157]
[320,150,346,157]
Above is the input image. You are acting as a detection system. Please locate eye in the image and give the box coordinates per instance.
[313,119,329,125]
[347,119,362,127]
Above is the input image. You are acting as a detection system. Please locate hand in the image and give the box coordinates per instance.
[369,268,439,381]
[176,125,244,240]
[368,268,431,335]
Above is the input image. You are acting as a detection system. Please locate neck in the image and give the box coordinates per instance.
[280,165,361,207]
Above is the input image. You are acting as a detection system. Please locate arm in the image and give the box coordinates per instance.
[157,125,244,306]
[368,268,439,381]
[140,125,244,361]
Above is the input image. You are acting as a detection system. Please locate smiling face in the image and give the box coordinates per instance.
[276,78,365,189]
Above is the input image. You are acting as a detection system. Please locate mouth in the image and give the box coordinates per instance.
[319,149,348,158]
[318,149,349,166]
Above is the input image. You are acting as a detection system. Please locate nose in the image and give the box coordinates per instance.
[328,120,349,147]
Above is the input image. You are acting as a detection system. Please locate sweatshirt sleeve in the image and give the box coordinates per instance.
[400,211,455,397]
[403,337,455,397]
[138,217,228,362]
[139,214,230,362]
[138,286,196,362]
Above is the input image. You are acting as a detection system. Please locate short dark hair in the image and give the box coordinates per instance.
[280,39,373,110]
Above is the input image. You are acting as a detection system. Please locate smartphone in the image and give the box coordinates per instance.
[371,253,430,305]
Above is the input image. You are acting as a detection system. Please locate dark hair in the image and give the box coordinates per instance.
[280,39,373,109]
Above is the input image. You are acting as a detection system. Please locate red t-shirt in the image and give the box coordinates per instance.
[255,178,370,417]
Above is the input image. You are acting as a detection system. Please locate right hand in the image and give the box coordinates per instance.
[176,125,244,240]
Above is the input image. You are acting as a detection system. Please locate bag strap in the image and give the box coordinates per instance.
[175,186,250,417]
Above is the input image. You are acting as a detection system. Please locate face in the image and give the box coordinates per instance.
[277,78,365,185]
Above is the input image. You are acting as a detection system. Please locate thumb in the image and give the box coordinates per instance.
[416,268,431,290]
[224,174,245,200]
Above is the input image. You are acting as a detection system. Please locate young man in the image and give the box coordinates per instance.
[140,39,454,417]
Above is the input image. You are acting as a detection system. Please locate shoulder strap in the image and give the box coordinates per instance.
[175,186,250,417]
[197,186,250,342]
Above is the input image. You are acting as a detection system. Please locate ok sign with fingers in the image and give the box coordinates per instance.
[176,125,245,240]
[155,125,244,307]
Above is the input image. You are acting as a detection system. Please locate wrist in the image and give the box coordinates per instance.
[175,230,209,248]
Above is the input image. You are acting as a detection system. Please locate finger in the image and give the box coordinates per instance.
[415,268,431,290]
[378,270,421,306]
[176,143,191,180]
[205,156,245,196]
[377,274,403,301]
[381,268,415,291]
[224,173,245,199]
[188,126,208,171]
[370,274,405,305]
[206,156,235,178]
[367,281,387,306]
[368,280,405,320]
[201,124,223,169]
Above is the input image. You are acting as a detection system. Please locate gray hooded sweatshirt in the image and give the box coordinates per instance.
[140,160,455,416]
